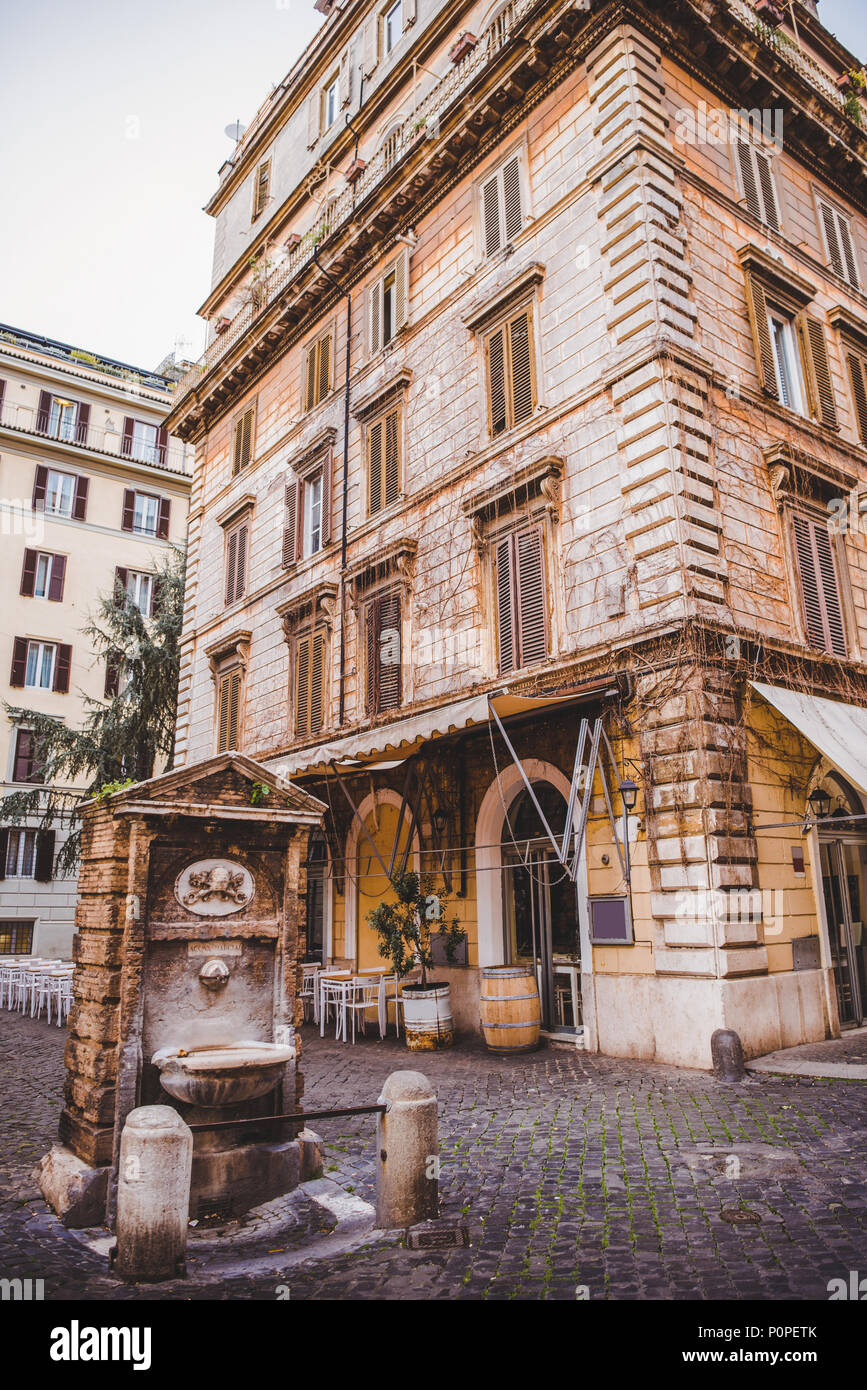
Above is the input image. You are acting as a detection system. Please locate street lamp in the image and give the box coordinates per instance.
[619,779,640,884]
[620,779,639,813]
[807,787,831,824]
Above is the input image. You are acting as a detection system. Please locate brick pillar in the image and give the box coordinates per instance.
[638,664,767,979]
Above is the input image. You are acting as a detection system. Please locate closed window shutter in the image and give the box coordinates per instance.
[508,308,535,427]
[253,160,270,219]
[367,592,401,714]
[837,217,859,288]
[122,489,136,531]
[283,480,299,568]
[13,730,34,782]
[394,250,409,331]
[32,465,48,511]
[502,155,523,242]
[114,566,129,605]
[797,313,838,429]
[36,391,51,433]
[54,644,72,693]
[48,553,66,602]
[304,343,318,412]
[225,529,238,605]
[34,830,55,883]
[104,662,120,698]
[311,627,326,733]
[754,149,780,230]
[384,410,400,507]
[10,637,27,687]
[225,523,247,604]
[736,142,762,220]
[306,89,321,147]
[121,417,134,456]
[482,174,502,257]
[157,497,171,539]
[820,201,859,287]
[486,325,507,435]
[321,451,333,545]
[743,272,778,398]
[76,403,90,446]
[20,550,37,597]
[369,278,383,355]
[295,633,312,736]
[0,377,5,415]
[516,525,548,666]
[156,426,168,465]
[792,513,847,657]
[368,417,384,514]
[736,143,779,228]
[318,333,331,403]
[233,408,254,473]
[820,200,844,277]
[73,475,89,521]
[0,828,7,881]
[217,670,242,751]
[846,351,867,443]
[495,536,517,674]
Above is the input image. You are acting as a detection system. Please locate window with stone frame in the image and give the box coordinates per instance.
[232,404,256,475]
[216,665,243,753]
[367,250,410,355]
[303,329,333,413]
[294,625,328,737]
[844,344,867,444]
[365,587,402,714]
[734,140,781,231]
[11,728,43,784]
[492,521,549,675]
[484,303,537,437]
[479,151,525,259]
[283,443,333,567]
[224,518,249,606]
[741,256,838,429]
[366,406,401,516]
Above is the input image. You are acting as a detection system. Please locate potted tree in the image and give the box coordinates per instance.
[366,872,464,1052]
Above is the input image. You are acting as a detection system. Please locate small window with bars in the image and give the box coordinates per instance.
[480,153,524,258]
[0,920,34,954]
[232,406,256,475]
[817,198,860,289]
[367,407,401,515]
[366,589,402,715]
[735,141,780,230]
[295,626,328,737]
[252,159,271,222]
[224,519,249,606]
[216,667,243,753]
[304,332,333,412]
[484,304,537,437]
[791,510,847,658]
[493,523,549,675]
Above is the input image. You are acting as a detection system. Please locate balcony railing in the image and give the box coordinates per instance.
[0,403,190,475]
[174,0,538,404]
[727,0,849,111]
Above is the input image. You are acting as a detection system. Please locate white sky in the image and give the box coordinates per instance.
[0,0,865,374]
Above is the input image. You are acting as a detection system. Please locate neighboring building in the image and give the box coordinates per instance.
[0,325,192,957]
[166,0,867,1066]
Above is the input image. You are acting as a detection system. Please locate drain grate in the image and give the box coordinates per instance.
[719,1207,762,1226]
[406,1223,471,1250]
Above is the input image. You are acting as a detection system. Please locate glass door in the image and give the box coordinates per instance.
[819,839,867,1026]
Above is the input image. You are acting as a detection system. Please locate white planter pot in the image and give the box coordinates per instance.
[401,983,454,1051]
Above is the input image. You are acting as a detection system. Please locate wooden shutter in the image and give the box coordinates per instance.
[121,417,134,457]
[508,308,535,427]
[502,155,523,242]
[368,417,384,514]
[310,627,326,733]
[253,159,270,219]
[115,565,129,600]
[155,425,168,465]
[837,217,859,288]
[36,391,51,433]
[792,512,847,657]
[233,407,254,472]
[394,250,409,332]
[384,409,400,507]
[482,173,502,257]
[368,591,401,714]
[820,200,844,278]
[122,489,136,531]
[846,350,867,443]
[157,497,171,539]
[306,89,321,147]
[304,335,331,412]
[820,200,859,287]
[486,324,507,435]
[743,272,778,398]
[32,465,48,511]
[495,535,517,674]
[754,149,780,230]
[225,529,238,606]
[736,142,779,229]
[369,277,383,355]
[104,662,120,698]
[34,830,55,883]
[295,633,312,736]
[0,377,5,416]
[516,525,548,666]
[363,12,380,75]
[318,333,331,403]
[282,480,300,568]
[736,142,762,220]
[20,550,37,597]
[73,474,89,521]
[797,313,838,429]
[13,730,34,782]
[217,669,242,752]
[10,637,27,687]
[75,402,90,445]
[224,523,247,605]
[0,827,7,880]
[48,554,66,602]
[321,451,333,545]
[54,644,72,693]
[304,343,318,413]
[404,0,417,22]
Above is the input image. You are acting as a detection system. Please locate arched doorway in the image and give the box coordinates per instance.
[501,781,582,1035]
[345,790,420,971]
[815,772,867,1026]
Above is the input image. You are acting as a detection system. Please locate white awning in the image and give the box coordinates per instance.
[751,681,867,796]
[270,687,612,779]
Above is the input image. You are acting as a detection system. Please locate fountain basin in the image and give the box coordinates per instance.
[152,1041,295,1108]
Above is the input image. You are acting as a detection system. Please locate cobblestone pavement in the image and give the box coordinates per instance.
[754,1028,867,1065]
[1,1009,866,1301]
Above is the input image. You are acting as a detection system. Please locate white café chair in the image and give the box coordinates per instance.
[339,975,383,1044]
[319,971,351,1037]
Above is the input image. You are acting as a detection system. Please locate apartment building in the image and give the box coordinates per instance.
[165,0,867,1066]
[0,325,192,956]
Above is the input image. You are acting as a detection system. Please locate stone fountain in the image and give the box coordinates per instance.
[38,754,326,1227]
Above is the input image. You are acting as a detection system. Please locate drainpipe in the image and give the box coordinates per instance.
[313,245,352,726]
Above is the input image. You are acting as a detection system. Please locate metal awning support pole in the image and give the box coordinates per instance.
[488,697,564,863]
[599,726,629,884]
[568,720,603,881]
[332,764,391,882]
[561,719,590,861]
[388,759,419,879]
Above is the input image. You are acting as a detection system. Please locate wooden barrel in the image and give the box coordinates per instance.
[480,967,541,1055]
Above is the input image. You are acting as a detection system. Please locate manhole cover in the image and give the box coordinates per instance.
[720,1207,762,1226]
[406,1223,470,1250]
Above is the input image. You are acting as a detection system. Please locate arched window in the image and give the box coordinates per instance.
[483,1,516,53]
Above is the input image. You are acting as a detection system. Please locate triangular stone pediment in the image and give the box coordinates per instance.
[87,754,326,823]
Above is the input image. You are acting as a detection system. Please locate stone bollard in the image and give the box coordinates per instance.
[711,1028,746,1083]
[113,1105,193,1282]
[376,1070,438,1229]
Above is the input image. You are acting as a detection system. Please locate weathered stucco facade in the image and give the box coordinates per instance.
[165,0,867,1067]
